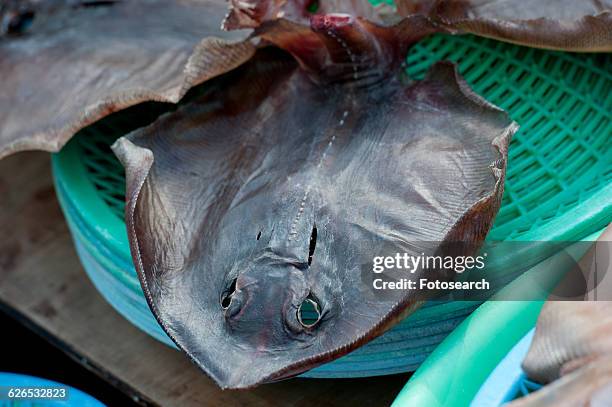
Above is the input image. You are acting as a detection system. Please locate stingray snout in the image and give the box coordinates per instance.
[220,264,325,336]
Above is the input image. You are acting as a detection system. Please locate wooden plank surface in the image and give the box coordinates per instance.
[0,152,410,407]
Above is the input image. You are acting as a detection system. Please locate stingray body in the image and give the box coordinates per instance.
[114,14,515,388]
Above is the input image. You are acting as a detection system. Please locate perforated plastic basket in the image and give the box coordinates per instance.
[51,33,611,378]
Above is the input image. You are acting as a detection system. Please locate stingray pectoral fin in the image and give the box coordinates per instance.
[225,0,612,52]
[396,0,612,52]
[425,62,513,244]
[0,0,255,160]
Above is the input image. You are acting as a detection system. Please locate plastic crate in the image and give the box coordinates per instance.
[51,33,611,378]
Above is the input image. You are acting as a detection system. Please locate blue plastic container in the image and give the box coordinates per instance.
[0,373,105,407]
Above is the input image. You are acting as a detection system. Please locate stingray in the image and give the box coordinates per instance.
[113,13,516,388]
[396,0,612,52]
[0,0,255,159]
[225,0,612,52]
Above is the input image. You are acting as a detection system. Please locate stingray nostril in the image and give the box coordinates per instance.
[4,10,34,35]
[308,225,317,266]
[220,278,237,309]
[297,294,321,328]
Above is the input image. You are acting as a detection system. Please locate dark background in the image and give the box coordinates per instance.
[0,307,139,406]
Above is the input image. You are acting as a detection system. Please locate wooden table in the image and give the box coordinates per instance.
[0,152,410,407]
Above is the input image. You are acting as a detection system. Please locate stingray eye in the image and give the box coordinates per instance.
[308,225,317,266]
[221,278,237,309]
[297,294,321,328]
[256,231,262,240]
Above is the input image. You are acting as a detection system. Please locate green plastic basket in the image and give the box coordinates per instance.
[51,33,611,378]
[408,35,611,242]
